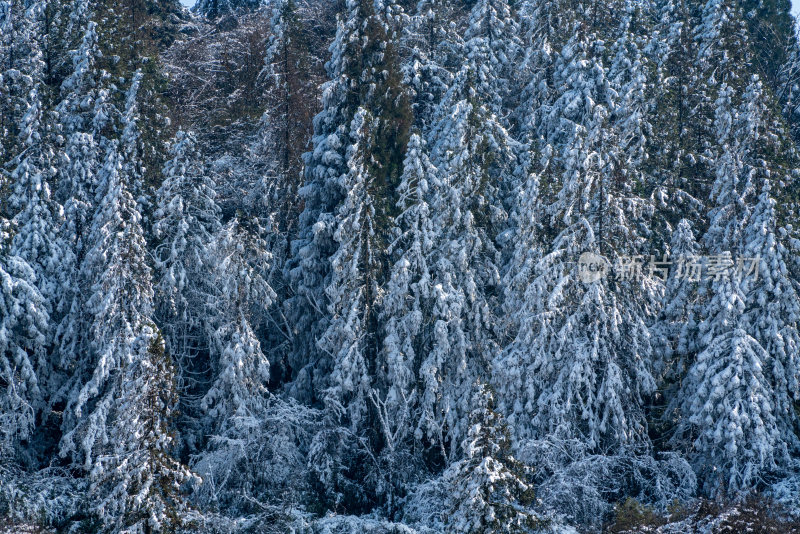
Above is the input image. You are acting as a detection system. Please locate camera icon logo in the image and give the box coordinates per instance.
[577,252,608,284]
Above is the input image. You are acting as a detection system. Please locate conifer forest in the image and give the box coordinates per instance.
[5,0,800,532]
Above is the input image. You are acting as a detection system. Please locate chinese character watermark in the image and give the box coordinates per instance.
[576,253,761,284]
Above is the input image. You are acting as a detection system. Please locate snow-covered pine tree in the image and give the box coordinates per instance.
[153,130,220,383]
[653,219,701,399]
[442,384,543,534]
[7,82,64,307]
[201,217,275,435]
[153,129,222,453]
[676,285,779,495]
[500,0,572,362]
[317,104,386,430]
[778,29,800,143]
[608,1,652,188]
[52,13,109,391]
[742,178,800,463]
[514,0,571,136]
[413,0,519,458]
[675,78,791,496]
[498,3,657,450]
[0,220,48,457]
[0,0,17,162]
[286,0,360,400]
[89,332,195,533]
[318,0,412,428]
[4,80,67,422]
[374,132,437,511]
[381,132,436,427]
[58,138,155,468]
[463,0,521,116]
[284,1,415,515]
[287,0,411,415]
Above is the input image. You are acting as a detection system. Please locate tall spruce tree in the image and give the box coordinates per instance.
[0,220,48,457]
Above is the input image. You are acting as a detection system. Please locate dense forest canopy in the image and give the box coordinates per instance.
[3,0,800,532]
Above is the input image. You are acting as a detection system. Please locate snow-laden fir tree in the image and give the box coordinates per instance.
[286,0,361,399]
[381,133,436,431]
[153,130,221,383]
[0,220,48,457]
[374,132,437,511]
[153,129,222,453]
[58,138,155,468]
[7,82,64,306]
[496,151,542,434]
[288,0,411,417]
[4,82,66,422]
[317,105,385,429]
[742,178,800,461]
[701,83,752,256]
[412,0,520,457]
[89,332,195,534]
[653,219,701,398]
[319,3,412,428]
[497,9,657,449]
[441,384,544,534]
[676,284,780,495]
[645,0,712,223]
[607,1,652,183]
[259,0,316,253]
[52,14,109,387]
[201,218,275,435]
[514,0,572,136]
[462,0,521,115]
[118,70,146,207]
[676,78,790,496]
[286,1,414,514]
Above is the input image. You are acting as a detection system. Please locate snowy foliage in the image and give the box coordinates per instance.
[0,237,47,455]
[154,130,221,372]
[3,0,800,531]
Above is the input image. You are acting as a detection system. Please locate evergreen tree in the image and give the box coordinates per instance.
[287,0,411,413]
[260,0,316,245]
[52,14,108,390]
[380,133,436,437]
[286,0,360,399]
[675,78,795,496]
[7,84,64,309]
[413,0,519,456]
[89,332,195,533]
[0,221,48,456]
[201,218,275,435]
[498,4,657,449]
[373,133,438,512]
[742,179,800,460]
[59,139,155,469]
[653,219,702,409]
[442,384,543,534]
[463,0,521,115]
[318,0,412,428]
[153,130,221,387]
